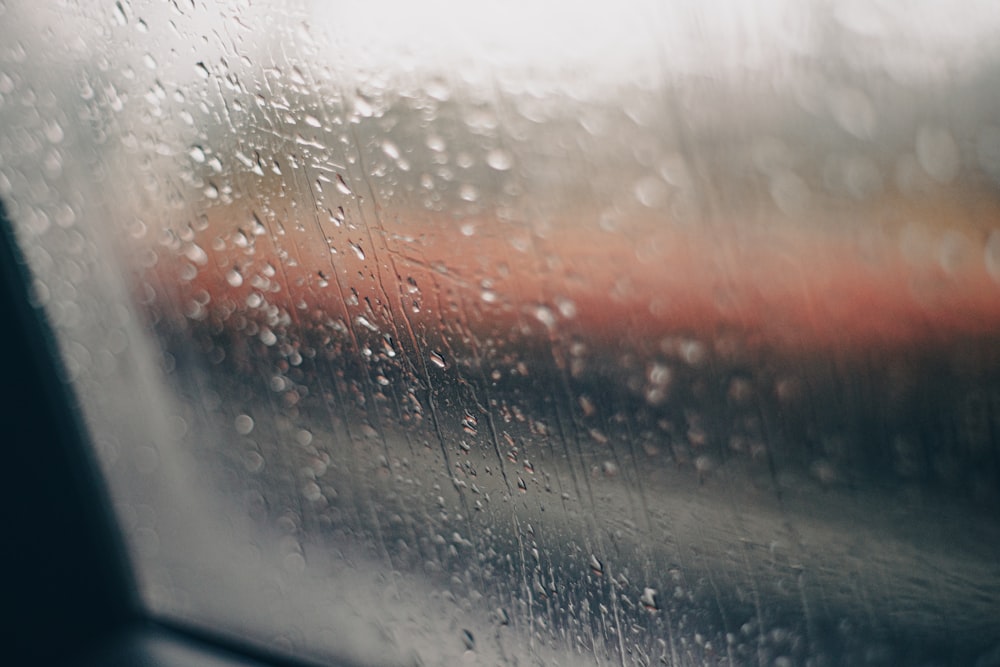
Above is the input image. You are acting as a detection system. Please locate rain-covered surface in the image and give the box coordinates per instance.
[3,1,1000,665]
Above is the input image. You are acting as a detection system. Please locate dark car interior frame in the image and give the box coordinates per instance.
[0,197,337,667]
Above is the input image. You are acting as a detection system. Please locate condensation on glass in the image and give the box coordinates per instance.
[3,1,1000,665]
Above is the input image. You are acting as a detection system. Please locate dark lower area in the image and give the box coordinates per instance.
[158,304,1000,665]
[169,302,1000,513]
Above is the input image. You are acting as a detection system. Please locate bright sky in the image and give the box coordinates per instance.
[313,0,1000,92]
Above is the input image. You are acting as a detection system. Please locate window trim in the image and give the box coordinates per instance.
[0,198,337,667]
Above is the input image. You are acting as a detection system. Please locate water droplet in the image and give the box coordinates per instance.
[43,149,63,177]
[678,339,706,366]
[986,230,1000,283]
[462,412,478,435]
[555,297,576,319]
[258,327,276,346]
[189,145,206,163]
[486,148,512,171]
[234,414,255,435]
[659,153,692,188]
[640,587,660,611]
[425,78,450,102]
[349,241,365,261]
[304,114,321,128]
[330,206,346,226]
[459,184,479,202]
[302,481,322,501]
[54,204,76,228]
[461,629,475,651]
[134,445,159,474]
[429,350,446,369]
[916,126,960,184]
[426,135,446,152]
[251,213,267,236]
[589,554,604,576]
[770,171,810,215]
[938,230,973,274]
[381,140,400,160]
[179,263,198,282]
[830,87,875,139]
[283,551,306,574]
[225,267,244,287]
[195,61,210,79]
[842,155,882,200]
[355,315,378,332]
[142,53,157,70]
[634,176,667,208]
[533,305,556,330]
[335,174,353,196]
[647,363,672,390]
[0,72,15,95]
[976,126,1000,183]
[809,459,838,485]
[694,455,714,480]
[352,95,374,118]
[184,243,208,265]
[44,120,64,144]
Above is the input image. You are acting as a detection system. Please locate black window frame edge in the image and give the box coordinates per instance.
[0,198,338,667]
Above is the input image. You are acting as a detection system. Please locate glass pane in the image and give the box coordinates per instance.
[3,1,1000,664]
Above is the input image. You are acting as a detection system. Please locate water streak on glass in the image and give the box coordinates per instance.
[2,1,1000,665]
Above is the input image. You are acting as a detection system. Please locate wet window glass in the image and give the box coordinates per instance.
[3,1,1000,665]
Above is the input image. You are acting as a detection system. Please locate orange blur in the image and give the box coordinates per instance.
[146,191,1000,360]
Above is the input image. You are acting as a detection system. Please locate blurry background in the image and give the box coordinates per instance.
[2,1,1000,665]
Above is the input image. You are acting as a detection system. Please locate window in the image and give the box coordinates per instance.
[3,1,1000,665]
